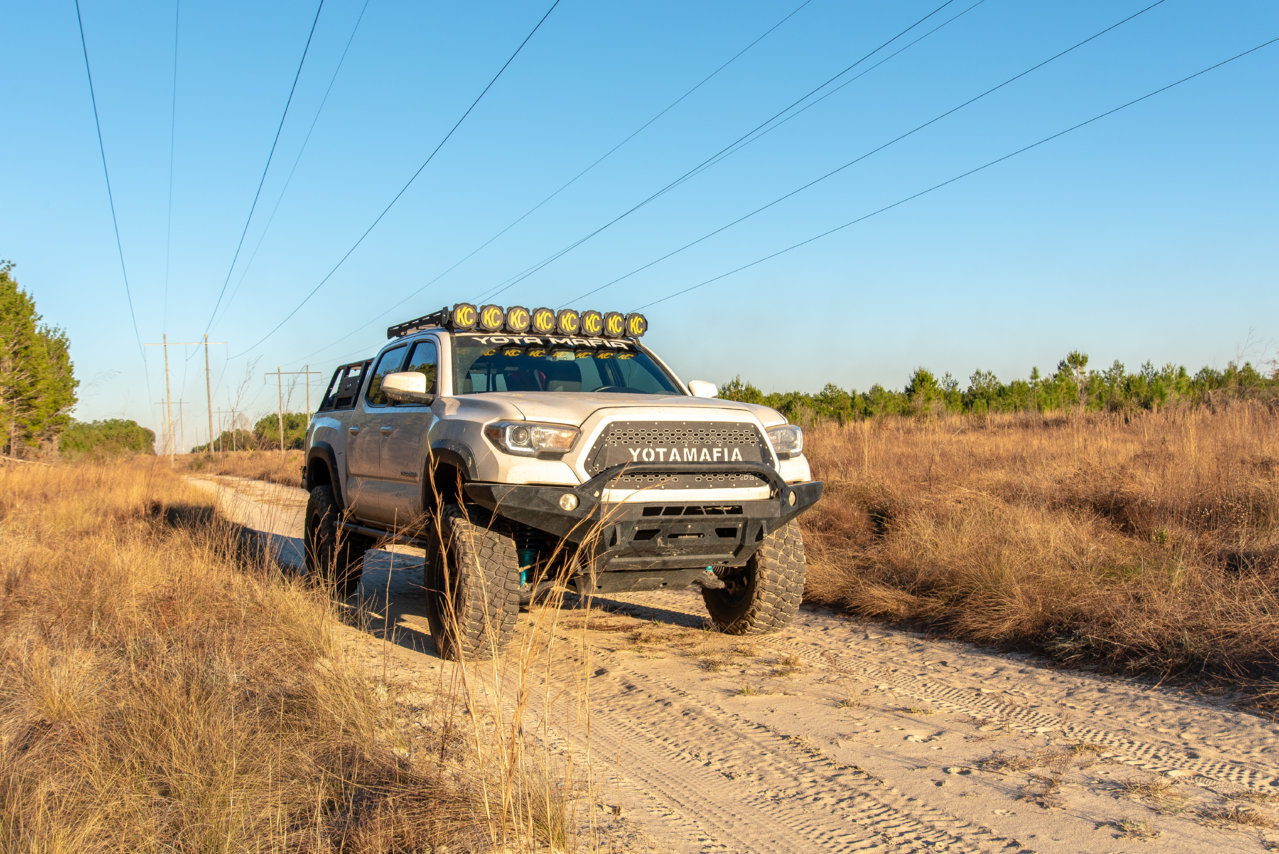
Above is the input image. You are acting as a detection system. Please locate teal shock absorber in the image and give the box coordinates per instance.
[515,528,538,588]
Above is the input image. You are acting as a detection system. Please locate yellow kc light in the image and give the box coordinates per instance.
[581,310,603,336]
[478,304,505,332]
[625,312,648,338]
[556,309,581,335]
[451,303,478,330]
[603,312,625,338]
[531,307,556,334]
[505,305,531,333]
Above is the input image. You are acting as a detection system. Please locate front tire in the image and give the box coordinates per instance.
[702,520,806,634]
[423,503,521,660]
[303,485,371,598]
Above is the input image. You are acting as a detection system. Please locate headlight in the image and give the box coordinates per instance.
[766,424,803,459]
[484,421,579,457]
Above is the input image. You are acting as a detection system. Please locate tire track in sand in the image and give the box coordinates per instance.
[761,635,1279,793]
[576,667,1022,854]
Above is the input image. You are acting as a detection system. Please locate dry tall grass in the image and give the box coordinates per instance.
[0,459,558,852]
[180,449,304,487]
[801,403,1279,708]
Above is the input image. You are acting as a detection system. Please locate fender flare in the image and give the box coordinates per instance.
[422,442,476,508]
[305,442,346,509]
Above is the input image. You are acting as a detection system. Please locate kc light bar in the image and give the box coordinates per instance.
[388,304,648,340]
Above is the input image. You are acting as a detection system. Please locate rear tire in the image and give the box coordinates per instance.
[303,485,371,598]
[423,503,521,660]
[702,520,806,634]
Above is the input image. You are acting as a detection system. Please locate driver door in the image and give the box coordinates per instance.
[382,337,440,526]
[344,344,406,524]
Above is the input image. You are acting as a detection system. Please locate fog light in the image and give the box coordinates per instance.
[787,491,797,506]
[559,493,579,511]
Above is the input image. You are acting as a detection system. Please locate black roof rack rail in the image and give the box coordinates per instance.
[387,307,449,339]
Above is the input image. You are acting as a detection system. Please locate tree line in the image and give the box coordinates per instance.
[720,350,1278,424]
[193,413,310,453]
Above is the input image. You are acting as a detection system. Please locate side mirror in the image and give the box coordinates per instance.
[382,371,434,404]
[687,379,718,399]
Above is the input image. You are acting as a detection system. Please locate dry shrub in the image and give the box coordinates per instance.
[801,403,1279,707]
[0,460,509,852]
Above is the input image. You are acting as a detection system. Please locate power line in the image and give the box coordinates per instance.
[473,0,963,305]
[233,0,563,359]
[203,0,326,337]
[649,0,990,204]
[383,0,815,317]
[73,0,148,377]
[163,0,180,332]
[564,0,1168,308]
[217,0,372,324]
[637,35,1279,312]
[294,0,818,366]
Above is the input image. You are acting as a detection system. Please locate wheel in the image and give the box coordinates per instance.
[303,485,371,598]
[423,502,522,660]
[702,520,806,634]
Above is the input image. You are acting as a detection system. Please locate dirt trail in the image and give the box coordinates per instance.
[196,475,1279,853]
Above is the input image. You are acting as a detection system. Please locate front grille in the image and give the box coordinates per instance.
[584,420,772,490]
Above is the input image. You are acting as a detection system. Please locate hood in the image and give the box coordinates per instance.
[445,391,787,428]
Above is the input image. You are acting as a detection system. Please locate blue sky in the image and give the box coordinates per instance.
[3,0,1276,449]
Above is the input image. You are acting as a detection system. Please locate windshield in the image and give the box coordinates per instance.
[452,334,681,395]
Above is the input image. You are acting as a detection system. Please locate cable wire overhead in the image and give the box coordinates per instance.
[162,0,180,332]
[218,0,372,317]
[204,0,327,336]
[473,0,965,304]
[638,36,1279,312]
[73,0,148,378]
[564,0,1169,308]
[294,0,818,365]
[235,0,562,358]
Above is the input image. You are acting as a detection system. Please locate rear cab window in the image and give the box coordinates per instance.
[318,360,371,412]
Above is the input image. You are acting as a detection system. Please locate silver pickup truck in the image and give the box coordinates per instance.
[302,304,823,659]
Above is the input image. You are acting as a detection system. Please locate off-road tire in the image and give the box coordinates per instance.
[423,502,521,660]
[303,485,371,598]
[702,520,805,634]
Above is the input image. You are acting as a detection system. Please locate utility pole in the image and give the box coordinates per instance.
[146,334,174,462]
[214,409,238,452]
[203,335,214,456]
[147,335,226,462]
[153,399,186,454]
[264,366,323,457]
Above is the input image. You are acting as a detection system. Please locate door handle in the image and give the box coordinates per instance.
[380,426,394,435]
[348,427,361,435]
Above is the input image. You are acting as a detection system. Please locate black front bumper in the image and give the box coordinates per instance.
[464,462,823,572]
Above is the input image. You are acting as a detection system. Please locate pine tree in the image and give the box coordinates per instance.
[0,261,78,456]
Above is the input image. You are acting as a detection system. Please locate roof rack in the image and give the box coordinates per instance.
[387,308,449,339]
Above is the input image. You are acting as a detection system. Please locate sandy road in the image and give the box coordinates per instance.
[197,475,1279,853]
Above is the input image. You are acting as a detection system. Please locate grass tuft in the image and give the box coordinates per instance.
[0,459,538,852]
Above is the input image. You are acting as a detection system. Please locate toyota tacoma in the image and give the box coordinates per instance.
[302,303,823,659]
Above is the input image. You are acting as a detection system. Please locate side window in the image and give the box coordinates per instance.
[402,339,438,401]
[365,345,407,407]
